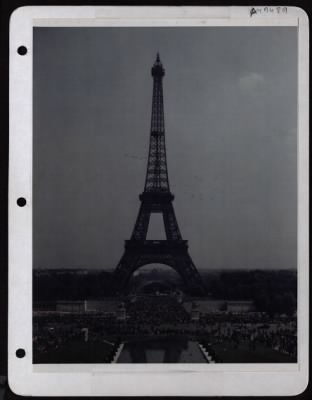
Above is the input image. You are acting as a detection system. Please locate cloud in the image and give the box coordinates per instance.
[238,72,265,91]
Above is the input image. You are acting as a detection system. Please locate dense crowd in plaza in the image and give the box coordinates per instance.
[127,295,189,324]
[33,294,297,362]
[200,320,297,360]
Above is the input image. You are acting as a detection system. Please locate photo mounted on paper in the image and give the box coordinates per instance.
[8,6,309,397]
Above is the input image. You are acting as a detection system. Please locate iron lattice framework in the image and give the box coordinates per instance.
[144,53,169,193]
[114,54,205,295]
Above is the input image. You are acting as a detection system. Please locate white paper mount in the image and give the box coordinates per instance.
[9,6,309,397]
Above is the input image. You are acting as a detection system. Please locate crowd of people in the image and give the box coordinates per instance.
[33,313,118,358]
[200,320,297,360]
[127,295,189,324]
[33,294,297,362]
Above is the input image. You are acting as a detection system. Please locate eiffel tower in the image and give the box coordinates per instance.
[114,54,205,295]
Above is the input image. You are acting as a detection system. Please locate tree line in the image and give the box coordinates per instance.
[33,269,297,316]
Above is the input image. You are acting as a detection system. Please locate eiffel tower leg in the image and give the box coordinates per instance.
[131,203,151,241]
[173,254,206,296]
[114,251,141,294]
[162,203,182,240]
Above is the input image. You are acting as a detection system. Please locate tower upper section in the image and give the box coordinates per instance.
[151,52,165,77]
[144,53,170,193]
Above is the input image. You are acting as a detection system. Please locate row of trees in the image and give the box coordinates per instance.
[33,269,297,316]
[202,269,297,316]
[33,270,116,301]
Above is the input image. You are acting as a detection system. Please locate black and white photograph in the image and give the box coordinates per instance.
[32,25,298,365]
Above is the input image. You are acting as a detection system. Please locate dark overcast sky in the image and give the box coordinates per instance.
[33,27,297,271]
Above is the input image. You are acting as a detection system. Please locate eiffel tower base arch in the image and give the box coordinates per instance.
[114,240,206,296]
